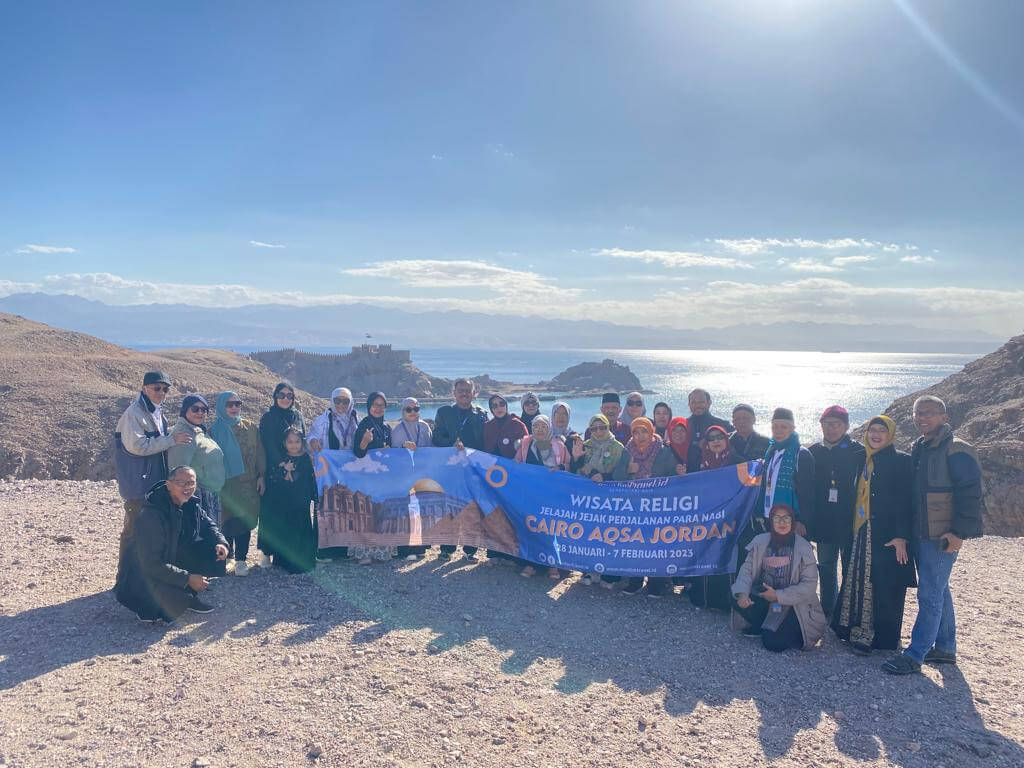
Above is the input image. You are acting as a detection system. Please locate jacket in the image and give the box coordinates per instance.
[114,481,227,621]
[731,533,827,650]
[432,404,487,450]
[352,416,392,458]
[910,424,983,540]
[307,407,360,451]
[807,437,866,545]
[688,413,734,448]
[483,415,529,459]
[114,393,173,501]
[859,444,917,588]
[515,435,569,470]
[392,418,434,448]
[166,418,226,493]
[651,443,700,477]
[729,430,771,463]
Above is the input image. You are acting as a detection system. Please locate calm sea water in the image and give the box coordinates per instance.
[297,347,973,441]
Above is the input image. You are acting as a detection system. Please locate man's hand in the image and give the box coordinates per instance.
[173,431,192,445]
[736,594,753,609]
[215,544,229,561]
[940,532,963,553]
[591,473,604,483]
[885,537,909,565]
[309,438,322,453]
[360,431,373,450]
[256,476,265,496]
[758,583,778,603]
[187,574,209,592]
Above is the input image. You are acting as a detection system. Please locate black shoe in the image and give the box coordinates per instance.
[464,553,479,563]
[924,647,956,665]
[188,595,215,614]
[850,642,873,657]
[437,552,452,562]
[881,654,921,675]
[741,626,763,637]
[621,582,644,596]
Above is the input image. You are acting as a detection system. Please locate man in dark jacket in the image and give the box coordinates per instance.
[728,403,771,463]
[115,466,228,622]
[687,388,733,449]
[807,405,865,618]
[432,378,488,560]
[884,396,983,675]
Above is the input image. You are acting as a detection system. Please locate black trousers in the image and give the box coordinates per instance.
[734,594,804,652]
[222,518,252,562]
[176,544,228,580]
[396,545,427,557]
[439,545,477,556]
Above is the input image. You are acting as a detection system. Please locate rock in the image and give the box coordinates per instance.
[56,731,77,740]
[907,741,921,753]
[306,744,323,760]
[857,333,1024,535]
[191,759,211,768]
[545,359,644,393]
[54,534,75,544]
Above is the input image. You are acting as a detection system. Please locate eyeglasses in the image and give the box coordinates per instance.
[591,425,608,432]
[226,401,242,408]
[333,397,350,405]
[276,392,295,401]
[773,515,793,523]
[404,406,420,413]
[189,405,209,413]
[170,480,197,490]
[148,384,170,393]
[627,400,643,407]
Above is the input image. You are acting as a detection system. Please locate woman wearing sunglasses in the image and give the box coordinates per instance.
[210,392,266,576]
[392,397,432,560]
[259,381,306,474]
[167,393,226,525]
[308,387,360,452]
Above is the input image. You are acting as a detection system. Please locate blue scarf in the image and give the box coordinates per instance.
[764,431,801,516]
[210,391,245,480]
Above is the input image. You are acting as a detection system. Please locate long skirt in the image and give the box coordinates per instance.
[831,520,907,651]
[258,483,316,574]
[199,487,221,527]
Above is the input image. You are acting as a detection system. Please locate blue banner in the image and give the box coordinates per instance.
[314,447,762,577]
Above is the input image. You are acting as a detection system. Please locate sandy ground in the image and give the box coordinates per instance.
[1,479,1022,768]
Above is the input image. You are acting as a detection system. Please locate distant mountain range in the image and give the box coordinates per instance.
[0,292,1002,353]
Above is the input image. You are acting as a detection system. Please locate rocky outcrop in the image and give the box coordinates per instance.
[0,313,325,481]
[250,346,452,400]
[544,359,644,393]
[862,333,1024,536]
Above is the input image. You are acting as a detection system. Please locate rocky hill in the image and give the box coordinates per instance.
[545,358,645,393]
[250,346,452,400]
[0,313,326,481]
[863,333,1024,536]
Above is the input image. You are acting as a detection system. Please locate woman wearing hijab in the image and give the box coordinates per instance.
[621,392,646,430]
[308,387,359,452]
[350,393,393,564]
[731,503,827,652]
[210,392,265,576]
[391,397,431,560]
[483,394,528,459]
[551,400,583,466]
[519,392,542,431]
[652,402,673,439]
[167,394,226,525]
[652,417,699,477]
[832,416,915,655]
[258,426,318,573]
[698,425,742,471]
[619,417,663,595]
[259,382,307,565]
[515,415,569,579]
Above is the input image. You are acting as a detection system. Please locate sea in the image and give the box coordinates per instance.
[218,346,975,441]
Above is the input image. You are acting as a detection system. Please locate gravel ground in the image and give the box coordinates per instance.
[1,480,1022,768]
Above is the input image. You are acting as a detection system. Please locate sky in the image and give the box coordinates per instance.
[1,0,1023,336]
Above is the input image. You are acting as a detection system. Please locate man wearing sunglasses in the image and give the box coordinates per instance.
[114,370,193,561]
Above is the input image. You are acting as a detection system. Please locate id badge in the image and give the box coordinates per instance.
[828,488,839,503]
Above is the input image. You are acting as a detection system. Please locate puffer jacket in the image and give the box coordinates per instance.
[166,418,226,493]
[910,424,983,540]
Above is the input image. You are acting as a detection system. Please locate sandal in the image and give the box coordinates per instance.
[881,654,921,675]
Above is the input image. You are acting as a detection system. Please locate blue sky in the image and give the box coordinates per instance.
[1,0,1022,334]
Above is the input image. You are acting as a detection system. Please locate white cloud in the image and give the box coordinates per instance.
[831,254,877,267]
[713,237,915,255]
[900,254,936,264]
[16,244,76,254]
[249,240,286,249]
[781,258,841,274]
[341,455,389,473]
[342,259,583,301]
[599,248,751,269]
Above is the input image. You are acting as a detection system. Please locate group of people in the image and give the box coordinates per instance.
[112,371,984,677]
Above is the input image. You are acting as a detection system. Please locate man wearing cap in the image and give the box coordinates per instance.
[114,371,193,562]
[808,405,866,618]
[740,407,815,568]
[687,389,734,449]
[729,404,771,463]
[585,393,630,443]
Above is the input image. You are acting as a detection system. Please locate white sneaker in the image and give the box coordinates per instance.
[405,554,418,561]
[225,558,237,574]
[256,553,272,568]
[234,561,249,577]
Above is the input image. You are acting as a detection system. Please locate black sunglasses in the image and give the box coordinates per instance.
[189,405,209,413]
[404,406,420,413]
[276,392,295,400]
[627,400,643,406]
[148,384,170,393]
[333,397,351,404]
[226,401,242,408]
